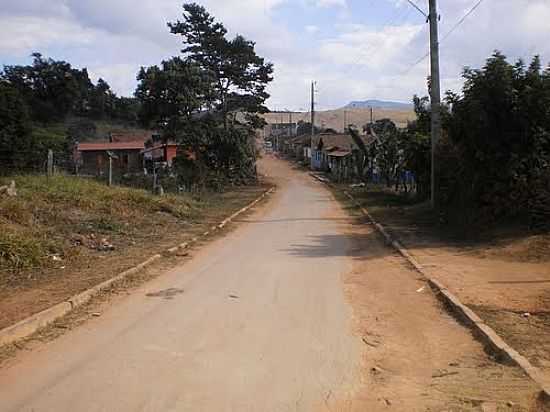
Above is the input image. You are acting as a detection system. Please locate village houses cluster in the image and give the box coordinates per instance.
[264,121,376,182]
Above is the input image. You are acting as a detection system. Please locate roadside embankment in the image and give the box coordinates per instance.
[0,174,270,330]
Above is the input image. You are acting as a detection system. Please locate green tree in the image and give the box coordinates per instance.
[136,57,213,128]
[0,82,34,170]
[135,3,274,189]
[89,78,116,119]
[2,53,92,122]
[168,3,273,129]
[440,51,550,226]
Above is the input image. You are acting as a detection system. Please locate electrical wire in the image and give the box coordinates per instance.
[441,0,485,42]
[406,0,428,18]
[400,0,487,75]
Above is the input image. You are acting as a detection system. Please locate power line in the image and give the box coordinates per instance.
[406,0,428,18]
[400,0,487,75]
[442,0,485,42]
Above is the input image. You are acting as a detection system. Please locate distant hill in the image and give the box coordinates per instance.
[344,100,413,110]
[263,106,415,131]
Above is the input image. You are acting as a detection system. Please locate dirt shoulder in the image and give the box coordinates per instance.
[333,212,540,410]
[0,174,271,330]
[335,184,550,384]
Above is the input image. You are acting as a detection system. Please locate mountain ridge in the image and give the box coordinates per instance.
[344,99,412,110]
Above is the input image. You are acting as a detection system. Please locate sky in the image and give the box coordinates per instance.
[1,0,550,111]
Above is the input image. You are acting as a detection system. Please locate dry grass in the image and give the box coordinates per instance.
[0,175,202,280]
[0,175,266,287]
[0,174,269,329]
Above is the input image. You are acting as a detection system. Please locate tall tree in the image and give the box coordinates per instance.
[135,3,274,189]
[168,3,273,129]
[89,78,115,119]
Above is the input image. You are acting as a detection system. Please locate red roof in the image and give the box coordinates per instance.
[77,141,145,151]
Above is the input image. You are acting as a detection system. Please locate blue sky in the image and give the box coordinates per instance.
[1,0,550,110]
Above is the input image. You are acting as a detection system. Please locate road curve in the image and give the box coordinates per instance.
[0,157,362,412]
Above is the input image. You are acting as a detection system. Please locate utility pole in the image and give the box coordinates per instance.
[343,110,347,133]
[310,81,316,140]
[370,107,374,124]
[310,81,317,168]
[429,0,441,209]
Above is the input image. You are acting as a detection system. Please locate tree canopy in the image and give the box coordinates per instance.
[1,53,140,123]
[135,2,274,189]
[168,3,273,129]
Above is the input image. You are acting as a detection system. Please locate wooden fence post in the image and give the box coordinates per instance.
[108,156,113,187]
[47,150,54,177]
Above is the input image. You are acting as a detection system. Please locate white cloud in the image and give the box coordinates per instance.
[318,24,424,68]
[89,63,140,96]
[0,16,98,55]
[1,0,550,109]
[305,25,320,34]
[313,0,347,8]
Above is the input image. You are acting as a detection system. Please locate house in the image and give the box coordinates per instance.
[326,149,354,182]
[310,132,374,181]
[285,134,311,161]
[311,133,353,171]
[75,140,146,176]
[141,141,178,167]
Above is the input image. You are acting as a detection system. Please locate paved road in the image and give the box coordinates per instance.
[0,158,362,412]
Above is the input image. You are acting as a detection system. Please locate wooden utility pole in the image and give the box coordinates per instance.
[309,81,316,168]
[310,81,315,140]
[343,110,347,133]
[429,0,441,209]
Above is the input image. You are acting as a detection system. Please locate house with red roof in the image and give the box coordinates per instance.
[74,131,152,175]
[74,131,186,176]
[75,140,145,176]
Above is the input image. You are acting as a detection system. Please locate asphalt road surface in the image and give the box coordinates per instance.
[0,158,362,412]
[0,157,540,411]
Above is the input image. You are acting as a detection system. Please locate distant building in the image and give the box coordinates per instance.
[74,130,187,176]
[75,140,145,176]
[310,133,375,181]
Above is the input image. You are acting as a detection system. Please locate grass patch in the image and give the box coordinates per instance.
[0,174,267,288]
[0,175,200,280]
[0,232,52,273]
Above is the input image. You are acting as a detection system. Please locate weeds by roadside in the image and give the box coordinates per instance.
[0,173,269,329]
